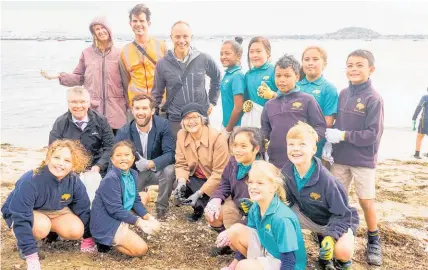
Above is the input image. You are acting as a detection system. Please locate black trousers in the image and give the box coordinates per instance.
[185,176,210,214]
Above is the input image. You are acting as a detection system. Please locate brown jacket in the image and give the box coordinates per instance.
[175,126,229,197]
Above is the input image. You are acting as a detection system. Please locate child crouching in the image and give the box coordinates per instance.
[217,160,306,270]
[90,141,160,256]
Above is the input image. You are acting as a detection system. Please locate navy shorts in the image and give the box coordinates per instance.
[418,120,428,135]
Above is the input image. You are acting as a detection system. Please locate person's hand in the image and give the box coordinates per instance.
[204,198,222,222]
[222,130,231,141]
[135,152,149,172]
[147,215,161,233]
[321,142,334,165]
[40,70,59,80]
[90,165,101,173]
[413,120,417,131]
[182,190,202,207]
[325,128,346,144]
[136,217,160,235]
[257,81,276,99]
[239,198,254,216]
[173,178,187,202]
[208,104,214,115]
[25,253,41,270]
[80,237,97,253]
[319,236,335,261]
[215,230,231,248]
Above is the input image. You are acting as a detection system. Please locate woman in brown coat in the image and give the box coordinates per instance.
[174,103,229,222]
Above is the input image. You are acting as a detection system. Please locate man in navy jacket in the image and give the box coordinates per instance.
[49,86,114,176]
[115,94,175,219]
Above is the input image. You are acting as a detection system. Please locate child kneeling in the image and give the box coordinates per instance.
[217,161,306,270]
[1,140,96,270]
[90,141,160,256]
[284,122,359,270]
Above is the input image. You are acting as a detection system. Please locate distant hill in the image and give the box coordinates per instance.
[325,27,381,39]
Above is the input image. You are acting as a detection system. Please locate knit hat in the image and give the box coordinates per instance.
[181,103,207,118]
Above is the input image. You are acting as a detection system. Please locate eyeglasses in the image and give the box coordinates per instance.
[68,100,88,106]
[183,116,200,122]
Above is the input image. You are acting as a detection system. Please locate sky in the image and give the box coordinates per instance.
[2,0,428,37]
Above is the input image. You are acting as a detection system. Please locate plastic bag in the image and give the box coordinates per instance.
[241,101,263,128]
[79,171,102,207]
[209,104,223,132]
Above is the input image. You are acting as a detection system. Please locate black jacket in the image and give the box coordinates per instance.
[49,109,114,172]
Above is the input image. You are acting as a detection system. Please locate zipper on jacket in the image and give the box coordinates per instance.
[102,52,106,115]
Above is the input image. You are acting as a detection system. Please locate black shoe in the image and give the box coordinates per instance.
[187,211,203,222]
[318,258,335,270]
[43,232,59,243]
[156,209,167,221]
[96,243,112,253]
[414,154,422,159]
[210,246,233,257]
[366,241,382,266]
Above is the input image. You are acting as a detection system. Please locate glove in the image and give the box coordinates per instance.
[182,190,202,207]
[136,216,161,235]
[25,252,41,270]
[80,237,97,253]
[264,139,270,152]
[135,152,149,172]
[257,81,276,99]
[239,198,254,216]
[413,120,417,131]
[215,230,231,248]
[319,236,335,261]
[204,198,222,222]
[321,142,334,165]
[173,179,187,202]
[325,128,346,144]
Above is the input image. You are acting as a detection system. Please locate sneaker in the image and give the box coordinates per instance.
[414,154,422,159]
[96,243,112,253]
[187,211,203,222]
[366,241,383,266]
[209,246,233,257]
[156,208,167,221]
[318,258,335,270]
[334,259,352,270]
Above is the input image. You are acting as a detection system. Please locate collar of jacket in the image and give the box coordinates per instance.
[349,78,372,95]
[299,75,325,86]
[66,109,100,128]
[277,86,301,98]
[166,47,201,66]
[282,157,323,188]
[110,165,138,181]
[253,193,281,219]
[37,165,71,183]
[184,125,209,147]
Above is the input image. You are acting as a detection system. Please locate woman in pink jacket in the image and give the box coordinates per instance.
[41,17,126,134]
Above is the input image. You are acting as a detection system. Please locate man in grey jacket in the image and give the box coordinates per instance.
[151,21,221,139]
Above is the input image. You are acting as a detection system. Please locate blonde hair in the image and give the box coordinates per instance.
[34,140,91,175]
[249,160,287,203]
[287,121,319,143]
[302,46,328,63]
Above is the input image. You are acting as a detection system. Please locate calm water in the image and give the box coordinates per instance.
[2,39,428,148]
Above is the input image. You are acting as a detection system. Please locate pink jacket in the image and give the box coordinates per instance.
[59,17,126,129]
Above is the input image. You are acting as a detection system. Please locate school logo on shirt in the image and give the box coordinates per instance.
[312,89,321,96]
[291,101,303,110]
[265,224,271,232]
[310,192,321,201]
[354,102,365,113]
[262,76,270,81]
[61,193,71,202]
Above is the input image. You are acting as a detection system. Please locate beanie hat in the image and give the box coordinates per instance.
[181,103,207,118]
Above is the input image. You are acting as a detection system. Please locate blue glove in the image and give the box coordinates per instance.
[173,179,187,202]
[325,128,346,144]
[182,190,202,207]
[413,120,417,131]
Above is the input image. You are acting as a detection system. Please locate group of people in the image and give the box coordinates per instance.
[5,2,427,270]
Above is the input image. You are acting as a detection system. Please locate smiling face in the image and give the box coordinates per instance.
[275,66,299,93]
[182,112,203,134]
[287,136,316,167]
[232,132,259,165]
[92,24,110,42]
[171,23,192,56]
[111,145,135,171]
[46,147,73,180]
[249,42,269,68]
[302,48,326,80]
[247,169,277,202]
[220,43,240,68]
[130,13,150,37]
[346,56,375,85]
[132,98,154,128]
[67,92,90,120]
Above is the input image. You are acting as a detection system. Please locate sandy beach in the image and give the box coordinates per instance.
[1,139,428,270]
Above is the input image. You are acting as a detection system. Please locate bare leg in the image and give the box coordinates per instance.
[115,230,148,257]
[359,199,377,231]
[416,133,424,152]
[32,211,52,240]
[50,213,84,240]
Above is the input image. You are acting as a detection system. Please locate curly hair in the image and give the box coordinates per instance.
[249,160,288,203]
[34,139,91,175]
